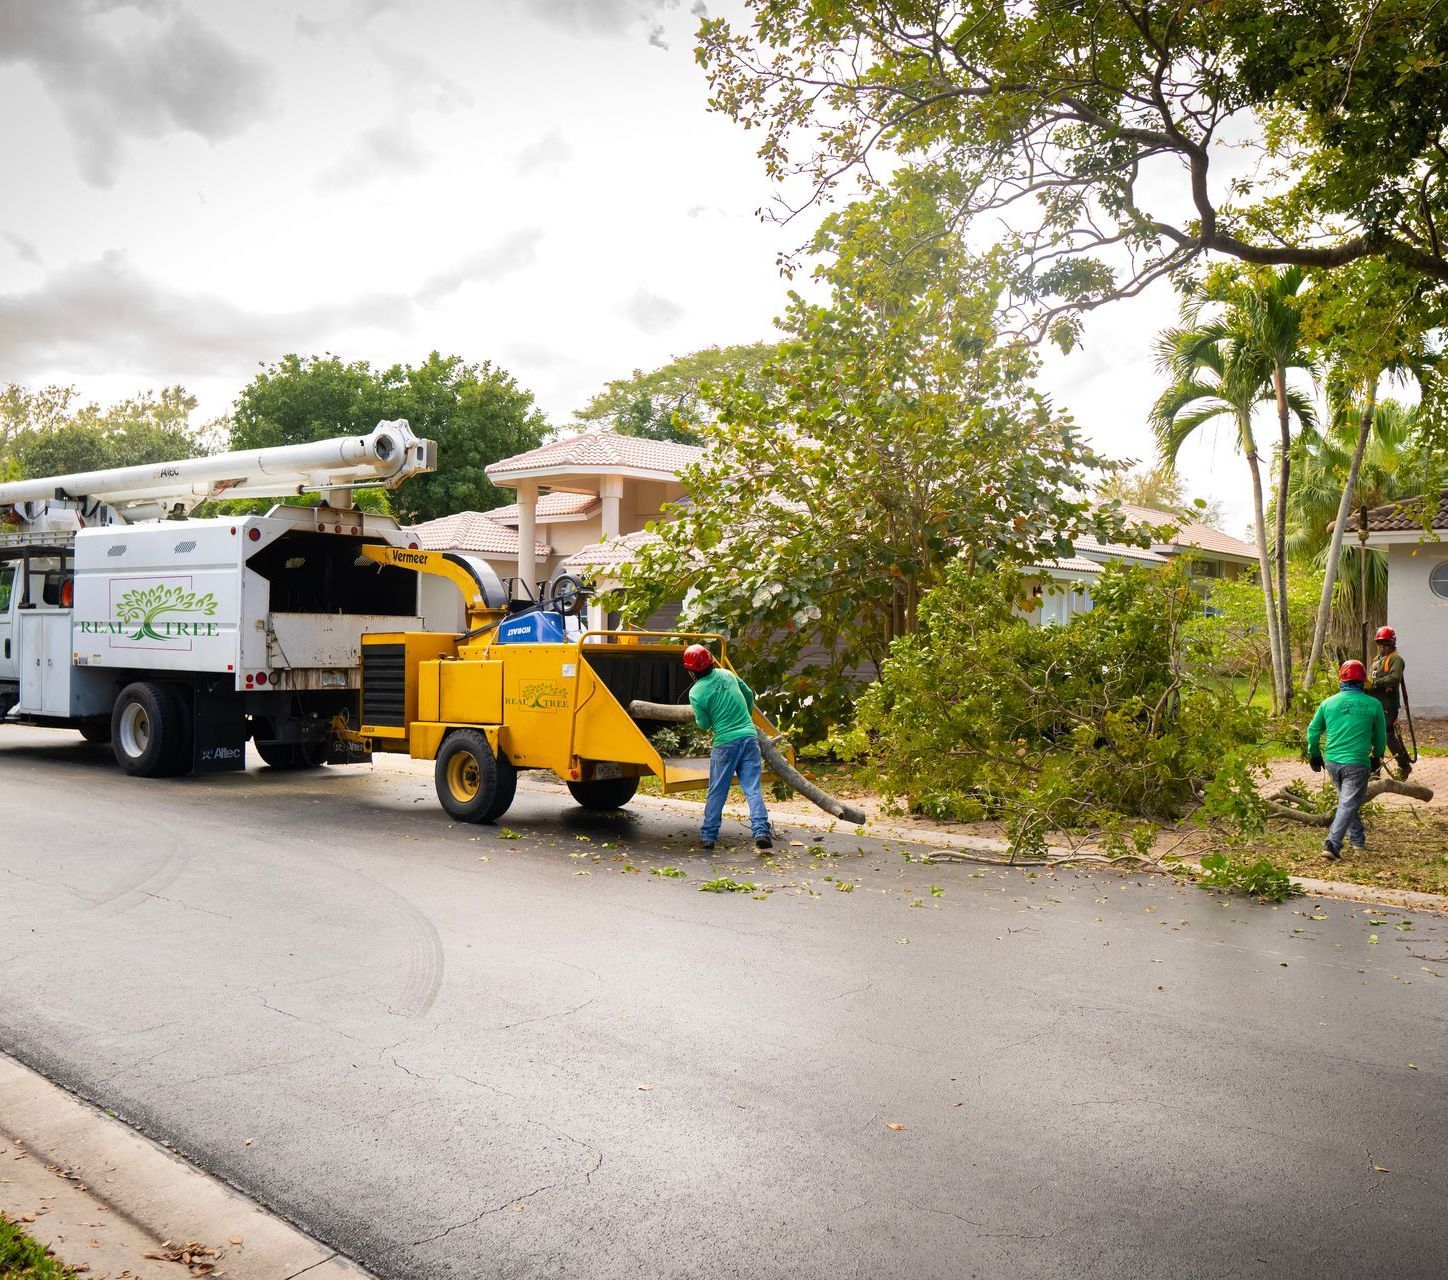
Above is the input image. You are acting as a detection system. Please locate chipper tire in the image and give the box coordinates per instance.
[436,729,513,823]
[566,775,639,811]
[111,681,189,778]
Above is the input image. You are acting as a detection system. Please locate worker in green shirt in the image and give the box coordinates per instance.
[683,644,772,850]
[1306,659,1387,860]
[1366,625,1412,778]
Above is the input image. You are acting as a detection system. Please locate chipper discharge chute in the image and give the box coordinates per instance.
[352,546,865,827]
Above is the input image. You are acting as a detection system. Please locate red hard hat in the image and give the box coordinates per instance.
[1375,626,1396,644]
[682,644,716,673]
[1339,659,1367,683]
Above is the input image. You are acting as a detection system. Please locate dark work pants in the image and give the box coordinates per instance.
[1386,717,1412,774]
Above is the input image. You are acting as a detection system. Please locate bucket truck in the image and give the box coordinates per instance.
[0,421,506,777]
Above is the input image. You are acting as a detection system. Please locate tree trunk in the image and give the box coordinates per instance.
[1244,439,1286,716]
[1302,384,1377,692]
[1272,363,1294,707]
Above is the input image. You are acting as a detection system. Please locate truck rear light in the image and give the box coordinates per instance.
[247,527,261,542]
[255,671,267,685]
[408,542,419,549]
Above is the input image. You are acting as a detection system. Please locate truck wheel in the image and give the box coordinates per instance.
[435,730,501,823]
[111,683,188,778]
[566,775,639,811]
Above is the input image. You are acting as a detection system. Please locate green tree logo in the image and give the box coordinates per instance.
[115,585,218,641]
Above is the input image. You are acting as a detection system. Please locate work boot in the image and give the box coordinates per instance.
[754,835,773,850]
[1322,839,1341,862]
[1399,760,1413,780]
[699,839,716,851]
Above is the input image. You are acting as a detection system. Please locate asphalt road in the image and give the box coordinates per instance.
[2,725,1446,1280]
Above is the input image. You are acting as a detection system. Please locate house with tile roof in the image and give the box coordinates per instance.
[1030,504,1258,626]
[410,429,698,627]
[1360,489,1448,715]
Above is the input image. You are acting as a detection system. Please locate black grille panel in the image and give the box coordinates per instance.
[362,643,406,727]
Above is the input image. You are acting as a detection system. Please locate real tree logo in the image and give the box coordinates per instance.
[114,585,218,641]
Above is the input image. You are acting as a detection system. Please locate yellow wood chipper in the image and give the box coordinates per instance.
[349,546,802,823]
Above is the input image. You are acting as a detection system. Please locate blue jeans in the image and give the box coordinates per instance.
[701,735,771,842]
[1325,762,1369,851]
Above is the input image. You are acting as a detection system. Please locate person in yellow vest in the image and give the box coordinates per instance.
[1365,625,1412,779]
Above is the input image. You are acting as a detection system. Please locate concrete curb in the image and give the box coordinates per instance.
[0,1052,374,1279]
[536,779,1448,916]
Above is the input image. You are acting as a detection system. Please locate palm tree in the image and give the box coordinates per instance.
[1150,320,1313,715]
[1241,267,1314,699]
[1286,399,1420,655]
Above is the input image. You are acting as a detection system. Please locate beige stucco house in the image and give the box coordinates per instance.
[411,429,698,629]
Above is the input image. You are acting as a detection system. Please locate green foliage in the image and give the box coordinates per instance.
[230,352,549,524]
[699,877,756,893]
[576,343,781,445]
[698,2,1448,334]
[1189,567,1320,690]
[607,189,1136,739]
[1096,463,1223,528]
[648,724,713,757]
[1196,851,1300,902]
[1,385,216,479]
[652,866,688,878]
[849,561,1265,856]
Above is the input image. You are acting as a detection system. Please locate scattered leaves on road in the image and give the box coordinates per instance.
[699,877,755,893]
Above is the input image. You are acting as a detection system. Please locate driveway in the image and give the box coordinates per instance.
[2,726,1446,1279]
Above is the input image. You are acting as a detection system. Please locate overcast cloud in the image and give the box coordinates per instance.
[0,0,271,187]
[0,0,1261,536]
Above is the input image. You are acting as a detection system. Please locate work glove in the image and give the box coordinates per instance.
[1308,755,1323,773]
[1370,756,1384,774]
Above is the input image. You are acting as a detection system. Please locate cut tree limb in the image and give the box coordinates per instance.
[1263,779,1435,826]
[628,698,868,826]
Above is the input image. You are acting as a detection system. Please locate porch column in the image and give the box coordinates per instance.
[600,475,623,539]
[514,480,538,598]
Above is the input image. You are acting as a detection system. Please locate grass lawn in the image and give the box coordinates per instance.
[1244,808,1448,896]
[0,1215,76,1280]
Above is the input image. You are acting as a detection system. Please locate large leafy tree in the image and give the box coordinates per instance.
[1,385,214,478]
[230,352,550,524]
[699,1,1448,343]
[610,190,1132,734]
[575,343,781,445]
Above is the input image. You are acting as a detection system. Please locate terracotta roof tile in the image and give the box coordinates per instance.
[483,492,600,525]
[409,511,550,558]
[1359,490,1448,533]
[485,429,702,478]
[1110,504,1257,560]
[558,530,660,574]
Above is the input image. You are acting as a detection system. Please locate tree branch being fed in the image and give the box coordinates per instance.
[629,699,868,826]
[1264,779,1435,826]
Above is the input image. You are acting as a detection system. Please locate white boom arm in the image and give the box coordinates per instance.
[0,421,436,529]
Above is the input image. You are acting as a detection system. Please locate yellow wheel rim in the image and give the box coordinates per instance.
[446,752,481,803]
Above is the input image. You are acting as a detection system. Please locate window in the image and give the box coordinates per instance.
[0,565,12,612]
[1431,562,1448,600]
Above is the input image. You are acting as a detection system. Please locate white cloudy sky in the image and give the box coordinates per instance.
[0,0,1253,533]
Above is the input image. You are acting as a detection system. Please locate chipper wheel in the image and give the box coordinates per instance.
[566,776,639,811]
[435,729,516,823]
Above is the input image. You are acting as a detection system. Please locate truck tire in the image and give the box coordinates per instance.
[566,775,639,811]
[111,682,188,778]
[435,730,501,823]
[486,754,519,822]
